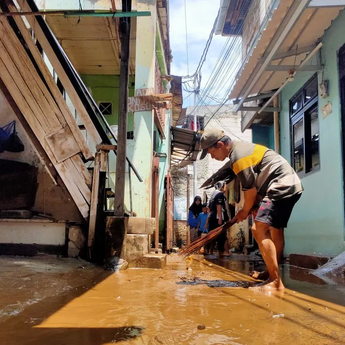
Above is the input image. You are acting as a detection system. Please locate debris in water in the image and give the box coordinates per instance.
[272,314,284,318]
[197,324,206,330]
[176,277,246,288]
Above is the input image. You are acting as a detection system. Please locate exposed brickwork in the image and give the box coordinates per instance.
[174,220,188,247]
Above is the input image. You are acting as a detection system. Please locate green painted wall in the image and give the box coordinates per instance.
[279,9,345,256]
[81,74,135,131]
[251,124,274,149]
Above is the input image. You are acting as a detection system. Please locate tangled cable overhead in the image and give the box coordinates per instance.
[182,0,279,128]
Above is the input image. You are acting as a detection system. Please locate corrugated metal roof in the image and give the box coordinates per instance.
[170,127,200,168]
[229,6,344,100]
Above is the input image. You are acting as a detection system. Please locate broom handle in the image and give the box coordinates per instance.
[215,205,258,234]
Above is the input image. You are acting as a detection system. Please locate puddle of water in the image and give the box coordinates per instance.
[0,256,345,345]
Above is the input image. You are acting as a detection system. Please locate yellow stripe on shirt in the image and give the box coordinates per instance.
[232,144,267,174]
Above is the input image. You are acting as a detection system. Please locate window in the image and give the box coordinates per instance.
[290,75,320,176]
[99,102,113,116]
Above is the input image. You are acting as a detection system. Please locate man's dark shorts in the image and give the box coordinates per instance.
[255,193,302,229]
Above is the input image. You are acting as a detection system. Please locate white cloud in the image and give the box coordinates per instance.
[170,0,220,73]
[169,0,231,106]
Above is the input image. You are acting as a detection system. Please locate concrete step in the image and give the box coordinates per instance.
[289,253,331,269]
[132,253,167,269]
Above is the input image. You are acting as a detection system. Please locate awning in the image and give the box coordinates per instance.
[170,127,200,168]
[228,0,344,130]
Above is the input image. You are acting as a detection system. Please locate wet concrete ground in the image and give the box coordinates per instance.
[0,255,345,345]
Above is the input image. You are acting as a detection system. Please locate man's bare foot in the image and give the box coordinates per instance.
[249,279,284,292]
[250,270,269,280]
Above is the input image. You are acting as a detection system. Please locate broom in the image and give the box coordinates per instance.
[178,216,238,257]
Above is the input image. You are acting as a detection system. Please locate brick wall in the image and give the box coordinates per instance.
[174,220,188,247]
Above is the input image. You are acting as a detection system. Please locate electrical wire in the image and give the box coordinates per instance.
[183,0,280,126]
[184,0,190,75]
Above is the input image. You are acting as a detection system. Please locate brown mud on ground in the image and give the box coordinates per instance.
[0,255,345,344]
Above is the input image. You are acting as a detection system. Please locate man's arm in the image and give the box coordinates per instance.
[205,216,209,230]
[217,204,223,225]
[236,187,257,223]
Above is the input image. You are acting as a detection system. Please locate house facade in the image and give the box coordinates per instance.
[0,0,179,262]
[217,0,345,257]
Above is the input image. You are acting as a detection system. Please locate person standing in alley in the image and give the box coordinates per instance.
[187,196,202,242]
[197,203,209,238]
[197,203,209,254]
[207,181,229,257]
[199,129,303,291]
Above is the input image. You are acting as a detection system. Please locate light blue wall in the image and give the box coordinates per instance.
[280,9,345,256]
[251,124,275,149]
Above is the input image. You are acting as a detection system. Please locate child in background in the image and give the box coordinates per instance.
[197,203,209,237]
[197,204,209,254]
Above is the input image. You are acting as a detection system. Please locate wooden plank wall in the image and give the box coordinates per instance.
[0,3,100,219]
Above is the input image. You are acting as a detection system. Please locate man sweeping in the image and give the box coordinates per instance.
[199,129,303,291]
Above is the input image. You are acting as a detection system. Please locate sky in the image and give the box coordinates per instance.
[169,0,227,107]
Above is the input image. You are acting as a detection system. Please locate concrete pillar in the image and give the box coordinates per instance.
[129,2,157,218]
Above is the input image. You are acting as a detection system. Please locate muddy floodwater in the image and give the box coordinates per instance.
[0,255,345,344]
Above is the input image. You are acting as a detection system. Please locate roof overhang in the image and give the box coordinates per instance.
[46,15,137,75]
[228,0,344,130]
[216,0,253,36]
[170,76,183,126]
[170,127,200,168]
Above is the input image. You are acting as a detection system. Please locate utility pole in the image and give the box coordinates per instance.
[114,0,131,216]
[193,75,198,197]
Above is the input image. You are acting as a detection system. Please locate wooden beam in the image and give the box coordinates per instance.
[0,26,91,219]
[96,144,118,151]
[17,0,102,146]
[88,152,101,249]
[57,37,119,41]
[55,161,90,218]
[100,150,108,172]
[3,2,93,160]
[0,42,53,135]
[110,0,117,11]
[71,154,92,187]
[104,17,121,71]
[0,77,58,186]
[114,0,131,216]
[63,158,91,204]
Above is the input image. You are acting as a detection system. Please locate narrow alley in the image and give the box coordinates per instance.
[0,255,344,345]
[1,0,345,344]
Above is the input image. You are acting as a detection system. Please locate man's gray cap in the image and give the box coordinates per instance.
[199,129,224,160]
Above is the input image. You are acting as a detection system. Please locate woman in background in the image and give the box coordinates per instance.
[187,196,202,242]
[207,181,229,257]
